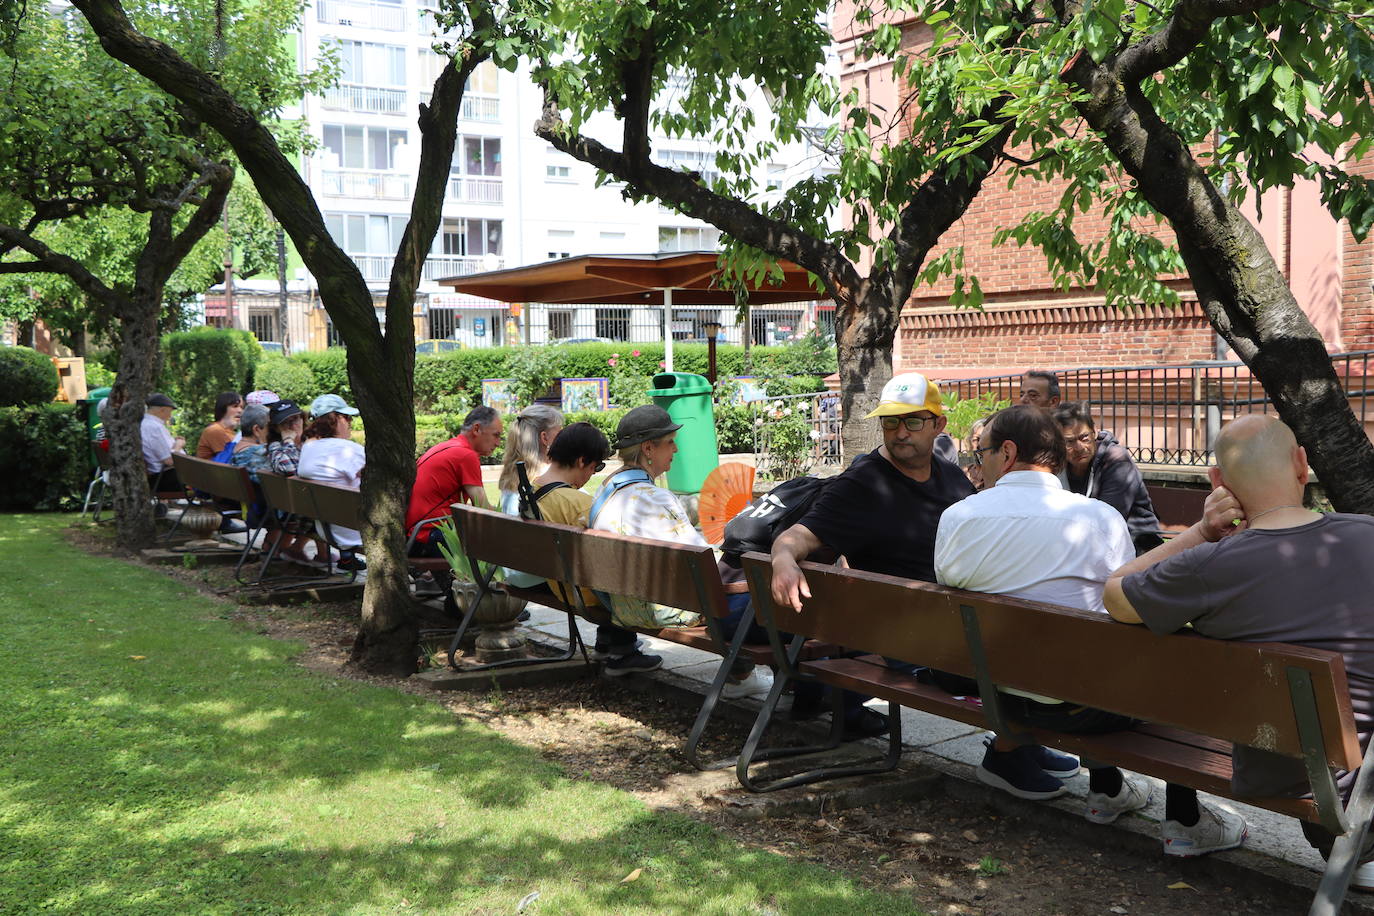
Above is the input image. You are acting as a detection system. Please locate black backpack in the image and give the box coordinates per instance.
[720,475,834,566]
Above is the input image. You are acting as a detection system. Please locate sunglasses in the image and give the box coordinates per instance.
[879,415,936,431]
[972,444,998,466]
[593,461,606,473]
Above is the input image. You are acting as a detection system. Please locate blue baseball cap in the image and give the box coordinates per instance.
[310,394,359,417]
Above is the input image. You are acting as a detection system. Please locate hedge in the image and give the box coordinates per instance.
[0,403,87,510]
[297,349,351,402]
[253,355,317,405]
[161,328,260,435]
[0,346,59,407]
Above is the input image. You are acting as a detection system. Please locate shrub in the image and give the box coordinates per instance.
[161,327,260,433]
[84,361,116,391]
[0,346,59,407]
[0,403,87,510]
[253,355,316,405]
[297,348,351,401]
[714,403,754,454]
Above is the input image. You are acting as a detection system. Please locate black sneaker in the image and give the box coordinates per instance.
[336,553,366,573]
[603,651,663,677]
[975,738,1068,800]
[591,638,644,661]
[842,708,889,741]
[218,517,248,534]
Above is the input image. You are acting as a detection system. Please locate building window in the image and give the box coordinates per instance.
[453,136,501,177]
[464,59,498,95]
[653,147,720,186]
[658,225,721,252]
[429,308,461,339]
[437,218,502,257]
[325,318,346,348]
[752,309,802,346]
[547,251,571,260]
[599,231,626,240]
[595,308,630,341]
[335,40,406,86]
[766,162,786,191]
[324,212,408,254]
[322,125,408,170]
[249,311,279,343]
[548,310,573,340]
[545,164,571,180]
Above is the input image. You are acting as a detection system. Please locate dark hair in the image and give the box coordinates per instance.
[1051,401,1095,432]
[461,405,500,431]
[547,422,610,467]
[302,414,340,442]
[1023,369,1060,400]
[213,391,244,421]
[985,404,1066,472]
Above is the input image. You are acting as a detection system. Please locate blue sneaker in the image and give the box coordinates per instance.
[1030,745,1081,777]
[975,739,1068,800]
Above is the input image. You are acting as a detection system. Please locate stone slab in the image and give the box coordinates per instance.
[141,546,248,566]
[237,581,365,604]
[412,657,589,691]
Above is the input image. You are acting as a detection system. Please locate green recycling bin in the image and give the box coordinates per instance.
[80,386,112,472]
[650,371,720,493]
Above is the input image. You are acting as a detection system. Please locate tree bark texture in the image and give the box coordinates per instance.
[1061,32,1374,515]
[72,0,489,672]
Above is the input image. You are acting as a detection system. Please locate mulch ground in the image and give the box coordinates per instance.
[68,522,1317,915]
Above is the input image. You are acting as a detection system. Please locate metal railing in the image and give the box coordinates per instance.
[320,169,411,200]
[415,90,501,122]
[320,84,407,115]
[751,391,844,480]
[349,254,498,283]
[316,0,406,30]
[445,175,502,204]
[942,352,1374,466]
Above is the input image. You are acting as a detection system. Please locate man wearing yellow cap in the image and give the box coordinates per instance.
[768,372,976,736]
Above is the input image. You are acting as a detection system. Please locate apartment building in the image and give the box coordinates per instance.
[213,1,837,351]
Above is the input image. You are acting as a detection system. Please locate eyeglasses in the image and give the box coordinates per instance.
[593,461,606,473]
[879,415,935,432]
[1063,433,1095,446]
[972,444,998,466]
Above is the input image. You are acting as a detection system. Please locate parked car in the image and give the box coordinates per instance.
[415,339,464,355]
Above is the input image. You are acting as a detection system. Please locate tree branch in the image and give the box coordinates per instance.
[0,260,53,274]
[0,224,124,311]
[1113,0,1280,83]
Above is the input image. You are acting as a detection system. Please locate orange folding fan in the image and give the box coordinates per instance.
[698,463,756,545]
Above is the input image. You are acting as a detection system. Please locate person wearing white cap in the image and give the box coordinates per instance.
[766,371,976,737]
[297,393,365,569]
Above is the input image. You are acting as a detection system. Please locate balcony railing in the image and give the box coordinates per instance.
[349,254,502,283]
[942,351,1374,466]
[445,176,502,204]
[316,0,406,30]
[320,84,407,115]
[418,91,501,122]
[320,169,411,200]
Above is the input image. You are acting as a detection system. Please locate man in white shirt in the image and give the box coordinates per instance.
[933,405,1229,855]
[141,393,185,489]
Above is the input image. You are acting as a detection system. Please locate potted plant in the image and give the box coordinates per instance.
[435,519,530,663]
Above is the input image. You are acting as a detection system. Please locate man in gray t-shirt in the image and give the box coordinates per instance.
[1105,415,1374,870]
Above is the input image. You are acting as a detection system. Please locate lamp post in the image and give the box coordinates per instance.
[703,318,723,384]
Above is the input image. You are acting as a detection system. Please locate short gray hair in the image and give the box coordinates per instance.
[461,405,500,431]
[240,404,270,434]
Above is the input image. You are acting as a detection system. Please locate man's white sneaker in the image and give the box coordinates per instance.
[722,667,774,698]
[1161,803,1247,856]
[1085,775,1152,824]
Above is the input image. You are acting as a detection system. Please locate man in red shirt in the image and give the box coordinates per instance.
[407,406,504,556]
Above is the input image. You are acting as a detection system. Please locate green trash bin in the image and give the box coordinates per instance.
[79,386,112,473]
[649,371,719,494]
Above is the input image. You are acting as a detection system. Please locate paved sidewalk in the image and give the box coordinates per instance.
[516,601,1346,889]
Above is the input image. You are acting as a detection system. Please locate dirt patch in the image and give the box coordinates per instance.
[69,522,1314,915]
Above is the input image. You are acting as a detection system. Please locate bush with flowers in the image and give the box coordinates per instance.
[756,397,820,480]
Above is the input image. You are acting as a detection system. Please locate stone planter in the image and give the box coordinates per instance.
[175,503,224,551]
[450,581,529,663]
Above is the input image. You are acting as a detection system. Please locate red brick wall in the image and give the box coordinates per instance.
[1340,154,1374,350]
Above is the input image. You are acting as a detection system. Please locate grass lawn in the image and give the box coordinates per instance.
[0,515,923,915]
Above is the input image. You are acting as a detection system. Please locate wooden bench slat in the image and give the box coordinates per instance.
[173,454,256,504]
[755,556,1359,770]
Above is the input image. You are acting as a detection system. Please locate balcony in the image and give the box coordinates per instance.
[321,84,407,115]
[418,91,500,122]
[320,169,412,200]
[445,176,502,205]
[316,0,406,30]
[349,254,501,283]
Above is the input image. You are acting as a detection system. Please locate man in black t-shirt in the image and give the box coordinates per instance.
[768,372,975,735]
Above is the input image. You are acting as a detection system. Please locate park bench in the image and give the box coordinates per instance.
[168,454,259,572]
[736,551,1374,915]
[447,503,837,770]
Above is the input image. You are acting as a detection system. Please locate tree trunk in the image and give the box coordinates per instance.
[1062,56,1374,515]
[835,284,898,460]
[106,307,159,549]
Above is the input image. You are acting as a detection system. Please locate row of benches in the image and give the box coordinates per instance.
[447,502,1374,915]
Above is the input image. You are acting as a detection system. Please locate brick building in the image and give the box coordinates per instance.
[836,12,1367,380]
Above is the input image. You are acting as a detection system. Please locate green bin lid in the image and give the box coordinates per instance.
[650,371,713,396]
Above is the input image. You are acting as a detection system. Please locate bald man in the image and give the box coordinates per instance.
[1106,415,1374,876]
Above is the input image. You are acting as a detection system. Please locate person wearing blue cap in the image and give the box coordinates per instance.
[298,393,365,570]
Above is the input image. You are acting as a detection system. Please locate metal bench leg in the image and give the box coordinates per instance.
[1309,709,1374,915]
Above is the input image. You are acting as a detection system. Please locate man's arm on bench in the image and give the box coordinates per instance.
[770,523,823,612]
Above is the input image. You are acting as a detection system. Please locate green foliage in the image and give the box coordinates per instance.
[714,403,754,454]
[253,354,316,405]
[160,328,260,433]
[296,348,351,401]
[756,397,818,481]
[83,361,116,391]
[0,346,58,407]
[0,403,87,509]
[941,391,1010,443]
[977,856,1006,878]
[562,408,628,449]
[505,344,561,407]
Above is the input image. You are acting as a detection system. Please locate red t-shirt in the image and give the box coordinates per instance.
[406,435,482,540]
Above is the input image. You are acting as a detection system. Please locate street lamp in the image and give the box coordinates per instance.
[703,318,723,384]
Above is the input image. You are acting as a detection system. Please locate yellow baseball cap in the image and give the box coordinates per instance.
[864,372,944,418]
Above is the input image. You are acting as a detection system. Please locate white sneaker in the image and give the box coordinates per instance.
[1351,861,1374,893]
[1161,803,1247,856]
[722,667,774,698]
[1085,775,1152,824]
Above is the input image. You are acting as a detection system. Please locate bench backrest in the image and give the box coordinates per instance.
[296,478,360,530]
[452,504,730,619]
[256,471,298,516]
[740,553,1360,770]
[173,454,256,505]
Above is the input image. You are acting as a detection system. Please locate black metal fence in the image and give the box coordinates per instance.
[942,352,1374,466]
